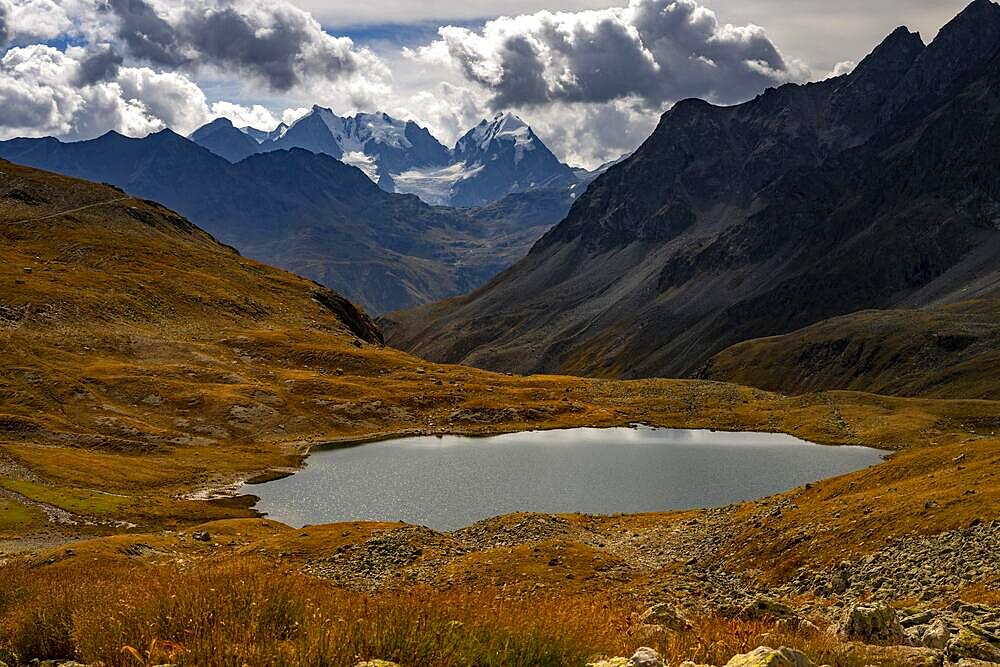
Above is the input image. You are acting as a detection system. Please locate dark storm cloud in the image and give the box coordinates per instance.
[485,35,550,107]
[434,0,810,108]
[74,44,125,84]
[104,0,186,66]
[103,0,368,91]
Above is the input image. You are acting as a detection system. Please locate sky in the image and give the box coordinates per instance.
[0,0,977,168]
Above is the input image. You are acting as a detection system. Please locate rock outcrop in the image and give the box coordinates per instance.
[723,647,814,667]
[837,603,906,644]
[588,647,665,667]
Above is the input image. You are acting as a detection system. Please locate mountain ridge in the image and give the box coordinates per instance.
[0,130,573,314]
[190,107,585,207]
[383,1,1000,391]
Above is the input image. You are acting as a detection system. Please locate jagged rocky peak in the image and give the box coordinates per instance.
[852,26,925,79]
[828,26,924,135]
[887,0,1000,111]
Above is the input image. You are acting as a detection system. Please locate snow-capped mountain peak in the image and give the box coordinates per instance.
[190,105,577,207]
[455,112,537,165]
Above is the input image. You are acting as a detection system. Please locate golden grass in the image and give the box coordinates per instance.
[0,556,909,667]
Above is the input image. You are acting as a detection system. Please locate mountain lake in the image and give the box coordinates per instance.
[243,426,887,530]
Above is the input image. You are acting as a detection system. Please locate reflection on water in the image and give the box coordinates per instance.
[244,426,886,530]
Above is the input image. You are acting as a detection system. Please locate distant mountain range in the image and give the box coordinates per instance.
[0,129,575,314]
[382,0,1000,397]
[188,108,584,207]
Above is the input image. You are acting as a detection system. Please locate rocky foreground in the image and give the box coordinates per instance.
[296,514,1000,666]
[11,510,995,666]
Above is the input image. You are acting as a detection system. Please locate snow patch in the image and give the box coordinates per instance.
[393,163,483,206]
[341,151,380,183]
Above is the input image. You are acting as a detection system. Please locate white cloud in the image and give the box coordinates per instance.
[209,101,279,131]
[0,0,398,141]
[0,0,10,47]
[828,60,856,78]
[0,45,164,138]
[116,66,211,132]
[293,0,616,26]
[416,0,810,108]
[5,0,75,42]
[281,106,311,126]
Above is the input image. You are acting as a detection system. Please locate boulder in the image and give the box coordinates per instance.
[724,646,814,667]
[921,618,951,649]
[588,648,664,667]
[639,603,694,631]
[629,647,665,667]
[901,610,935,627]
[836,603,906,644]
[741,598,797,622]
[830,571,849,594]
[946,626,1000,663]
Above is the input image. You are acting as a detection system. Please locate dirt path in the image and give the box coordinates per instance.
[8,196,131,224]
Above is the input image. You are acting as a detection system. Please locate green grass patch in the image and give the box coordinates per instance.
[0,497,44,531]
[0,478,130,515]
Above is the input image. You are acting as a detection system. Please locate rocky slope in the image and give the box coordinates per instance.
[383,1,1000,388]
[0,131,571,314]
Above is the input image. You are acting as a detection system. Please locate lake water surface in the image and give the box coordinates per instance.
[245,426,886,530]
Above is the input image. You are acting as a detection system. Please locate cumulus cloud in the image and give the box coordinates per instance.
[102,0,387,94]
[0,45,161,138]
[116,65,211,131]
[525,99,655,166]
[3,0,87,44]
[281,106,310,125]
[828,60,857,78]
[419,0,810,108]
[210,100,279,130]
[0,0,395,141]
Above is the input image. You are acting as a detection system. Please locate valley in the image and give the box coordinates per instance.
[0,1,999,665]
[0,159,997,666]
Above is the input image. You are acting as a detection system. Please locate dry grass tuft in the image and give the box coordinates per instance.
[0,557,912,667]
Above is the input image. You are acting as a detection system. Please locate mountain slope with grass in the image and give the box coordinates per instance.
[701,298,1000,399]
